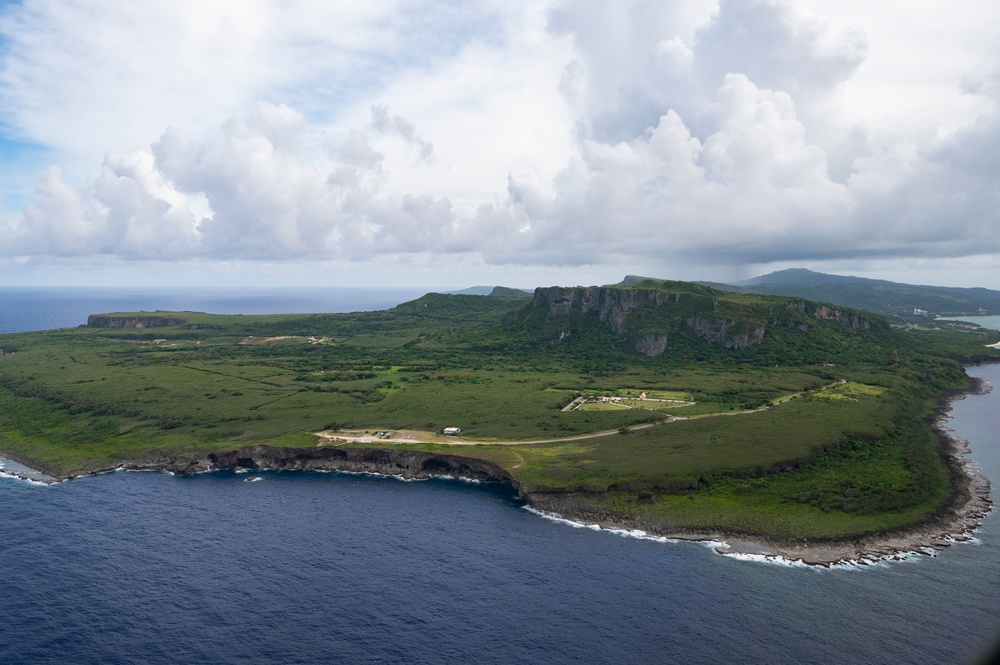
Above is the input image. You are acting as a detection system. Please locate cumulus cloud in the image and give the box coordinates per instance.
[0,0,512,168]
[3,0,1000,284]
[482,73,851,265]
[369,104,435,163]
[694,0,868,100]
[16,167,101,256]
[470,0,1000,269]
[2,102,470,260]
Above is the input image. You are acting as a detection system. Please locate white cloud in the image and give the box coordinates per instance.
[471,0,1000,272]
[369,104,434,163]
[483,73,851,265]
[17,167,102,255]
[3,102,476,260]
[0,0,509,166]
[3,0,1000,287]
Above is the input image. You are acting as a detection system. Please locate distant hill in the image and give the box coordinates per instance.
[446,285,532,296]
[487,286,532,297]
[450,270,1000,319]
[610,275,656,287]
[701,268,1000,319]
[737,268,864,288]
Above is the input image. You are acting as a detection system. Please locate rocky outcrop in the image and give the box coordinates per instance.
[788,301,871,330]
[118,445,516,485]
[685,316,766,350]
[510,285,889,357]
[634,333,668,357]
[812,305,870,330]
[515,285,772,353]
[88,315,187,328]
[531,286,667,335]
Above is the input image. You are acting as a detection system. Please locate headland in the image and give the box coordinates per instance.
[3,281,1000,565]
[4,374,991,567]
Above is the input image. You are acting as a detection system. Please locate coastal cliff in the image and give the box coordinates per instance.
[518,376,995,565]
[115,445,519,486]
[2,398,991,567]
[88,315,189,328]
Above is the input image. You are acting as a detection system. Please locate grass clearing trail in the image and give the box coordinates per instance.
[314,378,856,449]
[510,449,526,469]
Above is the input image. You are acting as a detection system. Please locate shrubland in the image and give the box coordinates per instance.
[1,280,996,540]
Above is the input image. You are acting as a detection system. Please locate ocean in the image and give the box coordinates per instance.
[1,288,999,664]
[0,286,435,334]
[948,315,1000,337]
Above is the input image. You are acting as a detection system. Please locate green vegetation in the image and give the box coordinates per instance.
[700,267,1000,319]
[1,281,997,542]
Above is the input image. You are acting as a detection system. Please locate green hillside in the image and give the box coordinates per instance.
[703,268,1000,318]
[1,280,997,542]
[504,279,896,367]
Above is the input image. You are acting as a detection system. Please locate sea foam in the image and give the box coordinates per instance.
[521,505,941,569]
[0,468,50,487]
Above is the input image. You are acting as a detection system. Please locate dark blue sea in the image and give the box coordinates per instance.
[1,288,999,664]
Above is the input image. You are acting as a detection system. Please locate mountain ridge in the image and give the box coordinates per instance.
[700,268,1000,318]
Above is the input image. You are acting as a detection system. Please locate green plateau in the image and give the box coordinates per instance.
[2,278,998,542]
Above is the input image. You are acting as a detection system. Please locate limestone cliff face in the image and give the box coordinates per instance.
[87,315,186,328]
[685,316,766,350]
[534,286,666,335]
[812,305,871,330]
[525,286,674,355]
[512,287,885,358]
[634,334,668,357]
[517,285,768,354]
[787,301,872,330]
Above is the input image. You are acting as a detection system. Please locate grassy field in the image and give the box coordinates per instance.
[1,287,997,541]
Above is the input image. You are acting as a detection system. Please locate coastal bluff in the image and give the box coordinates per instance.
[87,314,188,328]
[116,445,517,485]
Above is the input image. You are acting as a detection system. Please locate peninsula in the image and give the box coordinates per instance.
[1,279,996,564]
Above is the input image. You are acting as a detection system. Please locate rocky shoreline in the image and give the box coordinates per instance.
[526,376,994,566]
[0,455,60,484]
[1,376,993,568]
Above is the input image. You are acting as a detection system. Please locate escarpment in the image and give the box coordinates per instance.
[685,316,766,350]
[501,280,893,363]
[507,283,766,356]
[88,315,189,328]
[532,285,668,334]
[787,300,873,330]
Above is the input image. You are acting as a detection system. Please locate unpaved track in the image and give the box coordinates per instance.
[316,381,843,448]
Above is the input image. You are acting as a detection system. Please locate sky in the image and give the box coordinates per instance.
[1,0,1000,290]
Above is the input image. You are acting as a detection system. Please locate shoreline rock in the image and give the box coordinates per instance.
[0,451,60,484]
[67,445,521,489]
